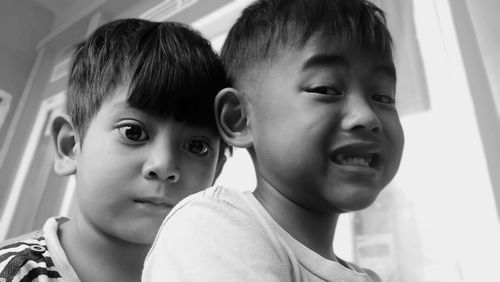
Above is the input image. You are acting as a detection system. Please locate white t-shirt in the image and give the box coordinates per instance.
[143,186,379,282]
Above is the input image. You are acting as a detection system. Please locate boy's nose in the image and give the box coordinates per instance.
[340,96,382,133]
[143,166,181,183]
[142,150,181,183]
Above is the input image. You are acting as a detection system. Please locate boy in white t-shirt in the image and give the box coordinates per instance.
[143,0,404,281]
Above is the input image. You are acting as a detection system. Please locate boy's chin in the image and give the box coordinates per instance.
[109,221,163,246]
[324,185,383,213]
[117,231,157,246]
[332,198,378,213]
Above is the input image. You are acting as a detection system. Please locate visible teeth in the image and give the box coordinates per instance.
[334,153,374,167]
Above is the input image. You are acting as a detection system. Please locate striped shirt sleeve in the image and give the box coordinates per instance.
[0,230,63,281]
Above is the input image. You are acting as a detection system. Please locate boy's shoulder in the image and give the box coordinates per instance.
[0,228,44,249]
[0,228,55,280]
[146,187,381,281]
[144,186,296,281]
[337,258,382,282]
[171,185,251,212]
[0,217,75,281]
[164,186,257,230]
[168,185,265,227]
[179,187,382,281]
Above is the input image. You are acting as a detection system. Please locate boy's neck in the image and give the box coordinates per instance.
[253,178,340,261]
[59,214,150,282]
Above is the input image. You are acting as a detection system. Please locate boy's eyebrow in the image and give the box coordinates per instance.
[300,54,396,81]
[372,64,397,81]
[301,54,348,71]
[110,101,137,114]
[111,101,130,110]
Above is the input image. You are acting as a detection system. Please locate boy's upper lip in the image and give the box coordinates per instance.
[330,140,383,154]
[329,140,385,169]
[134,196,176,207]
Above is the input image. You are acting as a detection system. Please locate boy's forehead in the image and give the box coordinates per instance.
[302,33,392,60]
[103,90,215,131]
[264,38,391,70]
[236,35,394,92]
[101,84,130,106]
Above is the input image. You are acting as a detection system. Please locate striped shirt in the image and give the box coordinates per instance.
[0,217,80,282]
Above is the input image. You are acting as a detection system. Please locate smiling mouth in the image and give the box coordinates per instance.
[331,153,378,168]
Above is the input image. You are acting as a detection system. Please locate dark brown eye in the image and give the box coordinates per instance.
[184,140,210,157]
[372,94,395,104]
[307,86,343,96]
[118,125,148,141]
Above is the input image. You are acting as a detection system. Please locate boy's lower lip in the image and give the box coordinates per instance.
[330,161,380,176]
[134,200,173,209]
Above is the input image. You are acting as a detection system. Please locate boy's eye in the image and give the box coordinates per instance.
[117,125,148,142]
[372,94,395,104]
[184,140,211,157]
[306,86,343,96]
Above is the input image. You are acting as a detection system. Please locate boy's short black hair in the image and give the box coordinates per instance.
[221,0,393,86]
[68,19,230,153]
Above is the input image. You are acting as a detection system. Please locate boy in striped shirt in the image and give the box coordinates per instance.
[0,18,229,281]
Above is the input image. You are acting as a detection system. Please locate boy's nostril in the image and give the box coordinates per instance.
[167,173,180,182]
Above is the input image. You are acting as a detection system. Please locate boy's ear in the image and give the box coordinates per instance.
[214,87,253,148]
[51,114,79,176]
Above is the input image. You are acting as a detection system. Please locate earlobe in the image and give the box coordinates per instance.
[214,87,253,148]
[51,114,79,176]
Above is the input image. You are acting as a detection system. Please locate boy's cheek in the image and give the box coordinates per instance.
[184,160,219,187]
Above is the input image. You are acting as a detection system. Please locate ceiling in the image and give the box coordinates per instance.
[0,0,54,94]
[34,0,81,16]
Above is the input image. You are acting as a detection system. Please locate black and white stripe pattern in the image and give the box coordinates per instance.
[0,231,62,281]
